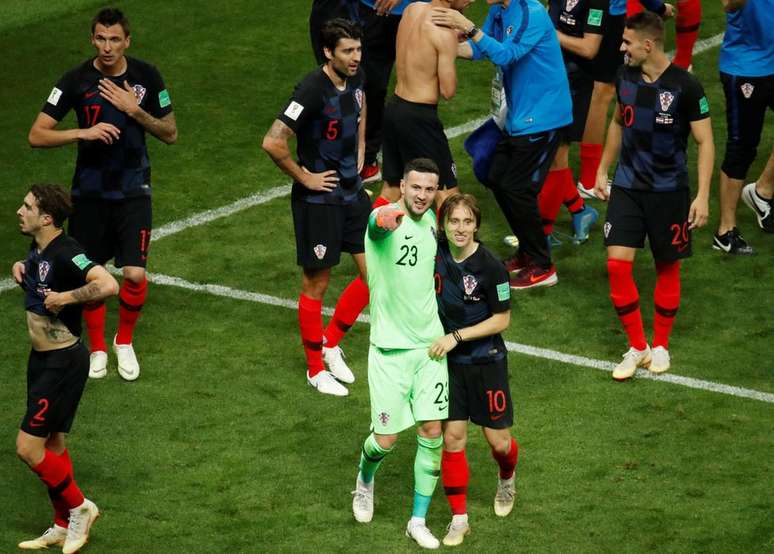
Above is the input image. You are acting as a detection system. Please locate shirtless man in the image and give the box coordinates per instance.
[373,0,474,208]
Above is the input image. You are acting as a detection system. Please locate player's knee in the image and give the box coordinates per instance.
[722,141,758,181]
[486,431,511,455]
[122,266,146,284]
[418,421,442,439]
[16,439,43,467]
[443,430,466,451]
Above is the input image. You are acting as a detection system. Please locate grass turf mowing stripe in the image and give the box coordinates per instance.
[136,268,774,405]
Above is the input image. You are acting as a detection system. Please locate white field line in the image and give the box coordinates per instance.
[140,269,774,405]
[0,32,724,295]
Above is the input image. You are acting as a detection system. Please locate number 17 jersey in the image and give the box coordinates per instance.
[365,209,444,349]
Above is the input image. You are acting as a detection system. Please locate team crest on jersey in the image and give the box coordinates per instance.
[38,261,50,282]
[659,91,674,112]
[603,222,612,238]
[565,0,579,11]
[314,244,327,260]
[506,25,513,36]
[131,84,147,105]
[378,412,390,426]
[355,88,364,109]
[463,274,478,296]
[741,83,754,99]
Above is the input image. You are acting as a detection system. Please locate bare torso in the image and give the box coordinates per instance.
[27,311,78,352]
[395,2,458,104]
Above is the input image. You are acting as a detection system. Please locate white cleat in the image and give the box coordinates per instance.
[648,346,671,374]
[351,476,374,523]
[323,345,355,384]
[113,336,140,381]
[88,351,108,379]
[307,370,348,396]
[612,345,651,381]
[18,525,67,550]
[494,476,516,517]
[406,518,440,549]
[442,515,471,546]
[741,182,773,231]
[62,499,99,554]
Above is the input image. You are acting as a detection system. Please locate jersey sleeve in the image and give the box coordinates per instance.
[143,64,173,119]
[585,0,608,35]
[40,71,78,122]
[483,254,511,314]
[277,75,324,134]
[682,75,710,122]
[56,242,97,286]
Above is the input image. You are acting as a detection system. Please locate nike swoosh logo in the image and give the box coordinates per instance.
[530,273,546,283]
[745,194,768,217]
[404,235,413,240]
[528,136,543,142]
[713,238,731,252]
[490,413,505,421]
[29,421,45,427]
[84,91,98,99]
[677,243,689,253]
[438,405,447,411]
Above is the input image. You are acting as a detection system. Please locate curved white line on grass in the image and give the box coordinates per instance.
[152,184,292,241]
[140,269,774,405]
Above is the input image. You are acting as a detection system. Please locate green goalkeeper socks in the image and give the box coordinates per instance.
[412,434,442,517]
[358,433,392,484]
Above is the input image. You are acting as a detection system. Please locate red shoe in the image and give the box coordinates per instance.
[360,162,381,183]
[509,264,558,290]
[503,252,530,274]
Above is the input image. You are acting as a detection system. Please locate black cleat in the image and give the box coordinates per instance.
[712,227,755,255]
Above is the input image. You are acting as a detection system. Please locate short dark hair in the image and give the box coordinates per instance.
[625,12,664,43]
[437,193,482,242]
[320,18,362,56]
[91,7,130,36]
[29,184,72,228]
[403,158,440,179]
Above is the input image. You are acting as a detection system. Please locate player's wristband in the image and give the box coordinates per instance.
[466,25,480,39]
[452,330,463,343]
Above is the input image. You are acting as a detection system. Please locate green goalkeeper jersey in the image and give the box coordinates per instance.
[365,207,444,349]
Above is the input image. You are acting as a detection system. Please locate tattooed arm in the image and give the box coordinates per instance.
[261,119,339,192]
[44,265,119,314]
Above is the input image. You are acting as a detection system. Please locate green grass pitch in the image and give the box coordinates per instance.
[0,1,771,552]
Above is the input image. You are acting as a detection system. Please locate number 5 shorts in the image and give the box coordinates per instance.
[368,345,449,435]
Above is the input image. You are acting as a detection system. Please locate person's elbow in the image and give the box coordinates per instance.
[439,79,457,101]
[28,126,45,148]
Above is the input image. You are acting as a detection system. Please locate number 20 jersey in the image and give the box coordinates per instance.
[365,209,444,350]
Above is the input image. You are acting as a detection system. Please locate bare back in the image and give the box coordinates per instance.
[395,2,458,104]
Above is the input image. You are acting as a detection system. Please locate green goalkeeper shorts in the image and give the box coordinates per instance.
[368,345,449,435]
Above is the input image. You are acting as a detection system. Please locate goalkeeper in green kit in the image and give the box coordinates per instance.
[351,158,449,549]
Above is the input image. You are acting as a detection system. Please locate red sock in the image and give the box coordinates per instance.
[298,294,324,376]
[441,449,469,515]
[673,0,701,69]
[116,276,147,345]
[83,302,107,352]
[324,277,369,348]
[653,261,681,348]
[32,449,84,510]
[372,195,391,209]
[559,167,584,214]
[607,258,647,350]
[538,170,565,235]
[627,0,644,16]
[579,143,603,191]
[50,450,75,527]
[491,437,519,480]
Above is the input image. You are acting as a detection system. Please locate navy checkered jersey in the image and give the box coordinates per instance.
[549,0,608,72]
[278,67,364,205]
[41,57,173,201]
[613,64,710,192]
[435,242,511,365]
[22,233,96,338]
